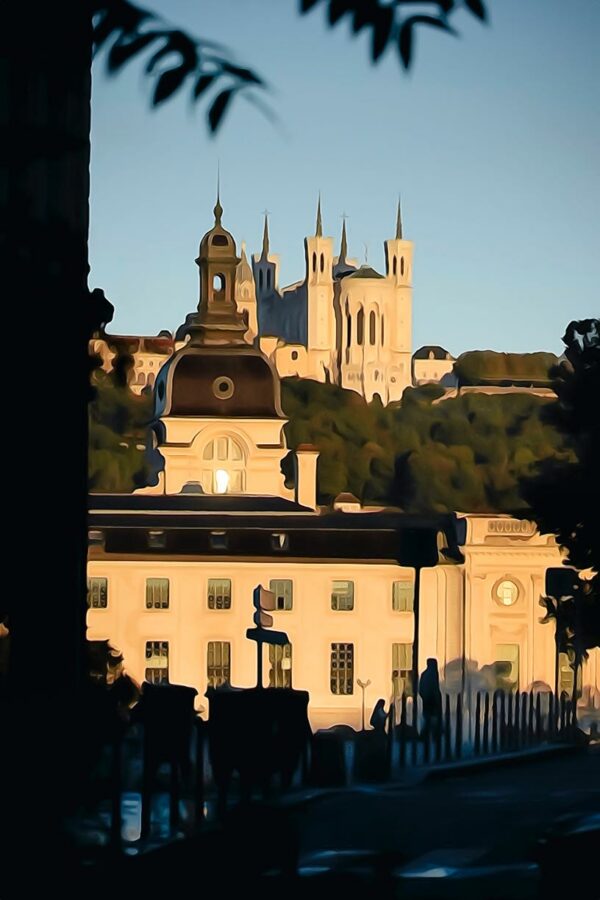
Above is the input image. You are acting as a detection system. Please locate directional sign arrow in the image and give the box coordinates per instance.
[246,627,289,646]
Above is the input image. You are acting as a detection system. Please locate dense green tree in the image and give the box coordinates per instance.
[453,350,559,386]
[520,319,600,653]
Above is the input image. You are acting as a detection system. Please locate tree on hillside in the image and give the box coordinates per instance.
[519,319,600,654]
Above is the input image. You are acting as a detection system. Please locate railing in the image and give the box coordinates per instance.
[81,688,581,851]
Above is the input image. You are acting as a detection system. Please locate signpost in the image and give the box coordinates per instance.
[246,584,289,688]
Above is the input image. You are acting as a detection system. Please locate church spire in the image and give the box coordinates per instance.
[214,177,223,226]
[261,211,270,258]
[395,196,403,240]
[315,193,323,237]
[339,216,348,262]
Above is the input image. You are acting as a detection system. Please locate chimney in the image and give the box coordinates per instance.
[294,444,319,510]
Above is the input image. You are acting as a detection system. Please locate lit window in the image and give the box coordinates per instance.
[331,580,354,611]
[558,651,582,697]
[494,579,519,607]
[392,580,414,612]
[88,577,108,609]
[146,578,169,609]
[201,436,245,494]
[330,643,354,695]
[145,640,169,684]
[269,579,293,610]
[269,643,292,687]
[392,643,413,697]
[207,641,231,688]
[208,578,231,610]
[495,643,519,689]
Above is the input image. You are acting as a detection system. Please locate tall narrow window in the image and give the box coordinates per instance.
[381,315,385,346]
[145,641,169,684]
[346,309,352,347]
[356,307,364,345]
[495,643,520,690]
[312,252,317,272]
[269,579,293,610]
[392,643,413,697]
[558,651,582,697]
[369,310,376,345]
[146,578,169,609]
[258,270,263,290]
[330,643,354,695]
[207,641,231,687]
[331,580,354,611]
[400,257,405,276]
[320,253,325,273]
[392,256,397,276]
[201,436,245,494]
[266,269,271,289]
[392,580,414,612]
[269,643,292,688]
[208,578,232,610]
[88,577,108,609]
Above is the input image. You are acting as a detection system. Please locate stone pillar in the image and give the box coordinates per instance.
[294,445,319,510]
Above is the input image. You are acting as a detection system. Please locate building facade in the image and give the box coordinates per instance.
[87,197,599,731]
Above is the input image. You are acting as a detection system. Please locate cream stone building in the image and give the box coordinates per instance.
[87,197,599,731]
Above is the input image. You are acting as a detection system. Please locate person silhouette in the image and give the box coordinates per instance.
[419,658,442,738]
[369,698,388,734]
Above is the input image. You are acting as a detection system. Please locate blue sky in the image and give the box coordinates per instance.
[90,0,599,355]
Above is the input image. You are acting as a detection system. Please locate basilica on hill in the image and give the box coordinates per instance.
[87,194,600,730]
[92,195,415,404]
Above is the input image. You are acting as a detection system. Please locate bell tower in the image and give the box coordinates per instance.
[188,191,247,345]
[384,197,413,399]
[304,196,335,365]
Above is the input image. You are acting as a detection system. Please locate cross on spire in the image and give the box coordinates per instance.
[214,163,223,224]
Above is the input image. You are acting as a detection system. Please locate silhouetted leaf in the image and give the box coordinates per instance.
[221,62,264,86]
[153,66,189,105]
[145,41,175,74]
[352,4,374,34]
[464,0,487,22]
[328,0,352,26]
[300,0,322,11]
[193,74,216,99]
[107,32,157,72]
[208,88,236,132]
[404,14,457,37]
[398,21,413,68]
[372,7,394,62]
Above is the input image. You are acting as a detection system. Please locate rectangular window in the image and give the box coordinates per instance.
[392,642,413,697]
[210,531,228,550]
[87,577,108,609]
[330,642,354,695]
[331,580,354,611]
[207,641,231,688]
[392,580,414,612]
[208,578,232,610]
[147,530,166,549]
[145,640,169,684]
[146,577,169,609]
[269,579,293,611]
[271,533,289,551]
[269,643,292,688]
[495,643,520,690]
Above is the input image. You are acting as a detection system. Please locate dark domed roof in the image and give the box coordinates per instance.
[198,196,236,258]
[155,344,285,419]
[346,265,384,280]
[413,345,453,361]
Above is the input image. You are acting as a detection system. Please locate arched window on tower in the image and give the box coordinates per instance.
[392,256,397,276]
[258,270,263,290]
[320,253,325,273]
[312,252,317,272]
[357,307,364,346]
[212,273,226,298]
[381,315,385,346]
[346,306,352,347]
[369,311,376,346]
[266,269,271,290]
[201,436,246,494]
[400,256,405,276]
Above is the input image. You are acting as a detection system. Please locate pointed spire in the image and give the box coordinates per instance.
[261,210,270,258]
[214,165,223,224]
[315,193,323,237]
[339,216,348,262]
[395,196,403,240]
